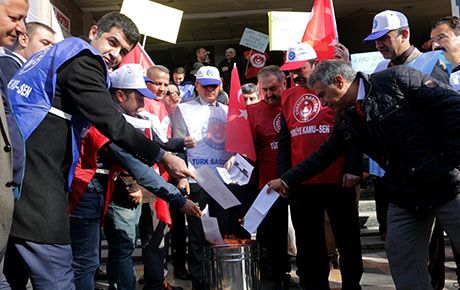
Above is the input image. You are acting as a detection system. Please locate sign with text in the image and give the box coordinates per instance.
[350,51,384,74]
[52,5,70,33]
[239,28,269,52]
[120,0,183,44]
[268,11,310,51]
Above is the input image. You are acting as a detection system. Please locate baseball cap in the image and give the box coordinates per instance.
[280,43,318,71]
[363,10,409,41]
[110,64,156,99]
[195,66,222,86]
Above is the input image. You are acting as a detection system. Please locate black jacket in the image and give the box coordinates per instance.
[282,66,460,210]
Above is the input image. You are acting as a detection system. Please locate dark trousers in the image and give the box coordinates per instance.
[3,240,28,289]
[372,177,389,236]
[70,217,101,290]
[170,204,187,272]
[186,183,227,290]
[226,183,258,239]
[139,203,167,290]
[290,184,363,290]
[257,197,290,281]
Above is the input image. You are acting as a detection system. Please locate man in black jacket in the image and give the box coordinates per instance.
[268,60,460,290]
[4,12,192,290]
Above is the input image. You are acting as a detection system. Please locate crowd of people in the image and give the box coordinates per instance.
[1,0,460,289]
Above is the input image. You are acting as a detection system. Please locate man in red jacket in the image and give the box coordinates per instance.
[246,65,291,288]
[277,43,363,290]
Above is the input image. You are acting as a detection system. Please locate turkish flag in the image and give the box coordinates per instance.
[244,50,269,79]
[302,0,338,60]
[119,42,155,71]
[224,65,256,161]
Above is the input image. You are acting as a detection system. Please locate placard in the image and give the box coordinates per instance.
[239,28,269,52]
[268,11,310,51]
[120,0,183,44]
[350,51,384,74]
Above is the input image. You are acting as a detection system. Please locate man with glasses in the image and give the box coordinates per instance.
[163,84,181,115]
[172,66,232,290]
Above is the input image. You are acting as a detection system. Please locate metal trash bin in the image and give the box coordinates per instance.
[204,239,259,290]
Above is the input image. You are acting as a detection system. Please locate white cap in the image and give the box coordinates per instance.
[195,66,222,86]
[363,10,409,41]
[110,64,156,99]
[280,43,317,71]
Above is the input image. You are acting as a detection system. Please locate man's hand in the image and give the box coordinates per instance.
[334,43,350,65]
[177,178,190,195]
[267,178,289,198]
[162,152,196,180]
[180,199,202,217]
[342,173,361,188]
[183,136,196,148]
[223,155,236,170]
[128,189,143,204]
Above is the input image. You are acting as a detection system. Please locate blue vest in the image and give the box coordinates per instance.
[8,37,110,191]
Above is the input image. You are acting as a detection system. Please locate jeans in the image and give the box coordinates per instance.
[70,217,101,290]
[386,195,460,290]
[104,202,141,290]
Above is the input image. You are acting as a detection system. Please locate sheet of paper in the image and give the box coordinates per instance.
[242,185,280,234]
[253,185,279,215]
[216,154,254,185]
[201,205,225,245]
[194,166,241,209]
[216,167,233,184]
[242,207,265,234]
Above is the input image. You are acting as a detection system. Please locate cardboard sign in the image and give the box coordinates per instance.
[121,0,183,44]
[239,28,269,52]
[268,11,310,51]
[350,51,384,74]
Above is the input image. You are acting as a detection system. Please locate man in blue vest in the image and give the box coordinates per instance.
[4,12,193,290]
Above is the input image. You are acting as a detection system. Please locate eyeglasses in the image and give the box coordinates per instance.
[166,91,179,96]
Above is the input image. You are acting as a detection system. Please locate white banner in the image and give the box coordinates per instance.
[268,11,310,51]
[120,0,183,44]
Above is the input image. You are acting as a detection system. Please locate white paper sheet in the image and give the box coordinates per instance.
[242,185,280,234]
[194,166,241,209]
[216,154,254,186]
[201,205,224,245]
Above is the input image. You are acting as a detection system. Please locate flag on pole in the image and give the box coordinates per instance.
[301,0,338,60]
[244,50,269,79]
[119,42,155,71]
[224,65,256,161]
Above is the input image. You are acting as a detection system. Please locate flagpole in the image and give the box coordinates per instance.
[245,49,252,79]
[330,0,339,42]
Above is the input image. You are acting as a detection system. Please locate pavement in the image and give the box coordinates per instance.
[91,231,460,290]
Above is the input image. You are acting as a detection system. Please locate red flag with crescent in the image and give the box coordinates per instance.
[119,42,155,72]
[302,0,338,60]
[244,50,269,79]
[224,65,256,161]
